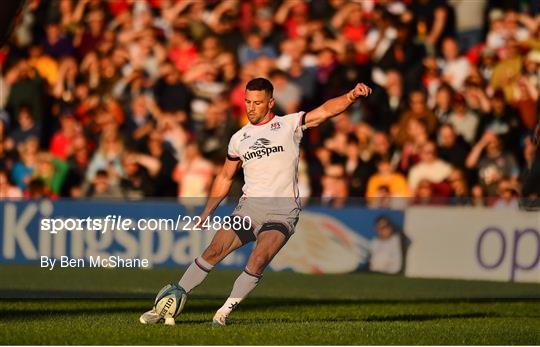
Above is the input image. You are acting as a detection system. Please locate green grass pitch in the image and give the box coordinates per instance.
[0,266,539,345]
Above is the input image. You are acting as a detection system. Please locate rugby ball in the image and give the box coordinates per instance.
[154,283,187,322]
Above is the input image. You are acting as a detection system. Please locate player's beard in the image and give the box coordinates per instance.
[248,109,270,125]
[247,113,262,124]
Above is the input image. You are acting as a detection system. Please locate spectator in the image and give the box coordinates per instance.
[408,142,453,192]
[433,83,454,123]
[0,0,537,208]
[369,216,404,274]
[399,118,430,173]
[471,184,487,207]
[199,36,224,64]
[119,152,160,199]
[146,130,178,198]
[86,130,124,183]
[523,50,540,92]
[397,89,438,144]
[373,70,407,133]
[216,51,239,88]
[269,69,301,115]
[447,92,478,144]
[167,29,198,74]
[42,21,75,59]
[153,62,191,115]
[9,105,41,146]
[421,55,443,103]
[448,168,471,205]
[49,112,81,160]
[476,90,522,153]
[33,151,69,196]
[197,102,237,164]
[437,123,470,169]
[331,3,368,46]
[345,134,375,198]
[315,48,340,101]
[11,138,39,190]
[377,21,426,91]
[466,132,519,196]
[450,0,486,52]
[206,0,243,54]
[173,142,214,202]
[288,53,318,109]
[274,0,310,40]
[478,47,497,81]
[408,0,454,48]
[254,8,285,52]
[0,168,23,199]
[0,122,17,173]
[485,8,508,50]
[156,112,189,159]
[6,61,45,125]
[520,135,540,198]
[64,135,90,197]
[367,185,393,209]
[367,157,410,199]
[413,179,436,205]
[321,164,348,208]
[492,178,519,209]
[512,75,538,132]
[503,10,529,43]
[238,27,277,65]
[490,38,523,102]
[28,43,59,86]
[439,37,471,90]
[181,66,228,112]
[82,169,123,199]
[463,77,492,116]
[52,57,78,104]
[26,178,52,199]
[371,131,397,165]
[74,9,105,58]
[123,95,154,150]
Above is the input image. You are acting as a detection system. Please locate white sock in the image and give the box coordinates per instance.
[217,269,261,315]
[178,257,214,293]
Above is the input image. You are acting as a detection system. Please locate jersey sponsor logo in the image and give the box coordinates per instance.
[243,138,284,161]
[249,138,271,150]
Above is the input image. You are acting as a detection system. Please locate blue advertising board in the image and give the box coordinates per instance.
[0,200,404,272]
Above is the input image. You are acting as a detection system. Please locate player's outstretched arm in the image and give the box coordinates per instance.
[304,83,371,128]
[199,157,241,221]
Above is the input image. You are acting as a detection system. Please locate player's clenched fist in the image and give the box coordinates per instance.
[347,83,372,102]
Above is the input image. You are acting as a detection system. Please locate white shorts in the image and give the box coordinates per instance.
[231,197,301,243]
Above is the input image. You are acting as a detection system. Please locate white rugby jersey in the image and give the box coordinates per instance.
[227,111,306,202]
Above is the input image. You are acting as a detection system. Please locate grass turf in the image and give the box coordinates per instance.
[0,267,539,345]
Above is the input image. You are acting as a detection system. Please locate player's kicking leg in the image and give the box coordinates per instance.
[140,227,247,324]
[212,224,289,327]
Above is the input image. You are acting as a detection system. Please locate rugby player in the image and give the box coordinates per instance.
[140,77,371,326]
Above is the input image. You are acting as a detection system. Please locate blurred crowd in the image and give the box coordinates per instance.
[0,0,539,208]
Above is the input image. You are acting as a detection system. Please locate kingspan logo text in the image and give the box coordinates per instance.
[243,138,284,161]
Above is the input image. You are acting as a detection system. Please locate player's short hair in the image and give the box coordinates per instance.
[246,78,273,96]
